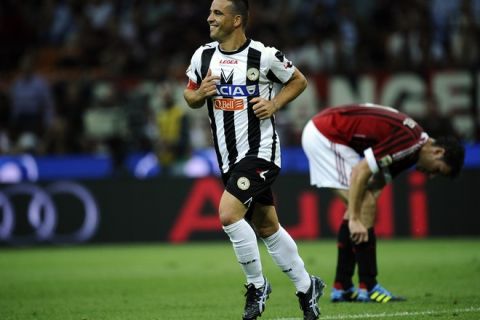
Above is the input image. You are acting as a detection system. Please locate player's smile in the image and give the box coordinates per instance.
[209,24,221,39]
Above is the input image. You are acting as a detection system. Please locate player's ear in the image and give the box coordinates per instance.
[233,15,242,28]
[433,146,445,158]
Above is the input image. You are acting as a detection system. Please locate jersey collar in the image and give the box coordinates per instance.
[218,39,251,55]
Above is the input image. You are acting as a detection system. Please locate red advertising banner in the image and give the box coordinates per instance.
[1,170,479,246]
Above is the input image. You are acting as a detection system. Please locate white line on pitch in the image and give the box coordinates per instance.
[275,306,480,320]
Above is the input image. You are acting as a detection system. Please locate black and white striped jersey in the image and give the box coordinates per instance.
[186,39,296,173]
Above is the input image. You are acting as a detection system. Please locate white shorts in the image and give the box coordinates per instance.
[301,120,361,190]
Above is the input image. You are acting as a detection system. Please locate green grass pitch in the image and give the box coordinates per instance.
[1,239,479,319]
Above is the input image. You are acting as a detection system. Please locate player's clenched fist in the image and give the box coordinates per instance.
[251,97,279,120]
[198,69,220,99]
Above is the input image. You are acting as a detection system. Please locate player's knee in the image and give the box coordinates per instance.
[255,223,279,238]
[219,212,241,226]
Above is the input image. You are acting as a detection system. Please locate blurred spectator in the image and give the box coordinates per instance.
[42,80,90,154]
[84,0,114,30]
[429,0,459,65]
[83,81,128,173]
[0,89,11,154]
[0,1,35,72]
[335,0,359,72]
[385,1,432,70]
[155,87,190,175]
[123,88,157,153]
[9,53,55,154]
[47,0,78,45]
[449,0,480,67]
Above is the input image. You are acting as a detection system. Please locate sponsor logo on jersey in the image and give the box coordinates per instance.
[216,84,259,97]
[219,59,238,65]
[213,98,245,111]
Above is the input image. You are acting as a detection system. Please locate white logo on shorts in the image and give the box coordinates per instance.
[237,177,250,190]
[258,170,269,181]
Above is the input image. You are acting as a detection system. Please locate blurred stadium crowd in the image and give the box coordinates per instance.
[0,0,479,172]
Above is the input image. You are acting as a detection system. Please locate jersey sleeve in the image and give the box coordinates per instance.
[364,132,429,182]
[185,46,204,86]
[264,46,296,84]
[364,148,380,174]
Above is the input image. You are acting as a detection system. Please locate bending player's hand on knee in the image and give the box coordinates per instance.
[348,219,369,244]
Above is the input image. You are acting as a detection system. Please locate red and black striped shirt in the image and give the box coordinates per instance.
[312,103,428,178]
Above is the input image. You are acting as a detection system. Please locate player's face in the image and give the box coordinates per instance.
[208,0,236,41]
[416,147,451,178]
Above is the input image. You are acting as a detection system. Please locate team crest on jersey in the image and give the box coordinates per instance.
[379,155,393,167]
[237,177,250,190]
[403,118,417,129]
[247,67,260,81]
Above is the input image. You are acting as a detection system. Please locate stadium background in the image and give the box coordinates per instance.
[0,0,479,245]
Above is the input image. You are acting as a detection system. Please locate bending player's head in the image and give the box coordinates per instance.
[417,136,465,178]
[432,136,465,178]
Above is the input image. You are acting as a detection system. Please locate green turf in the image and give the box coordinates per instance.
[1,239,479,320]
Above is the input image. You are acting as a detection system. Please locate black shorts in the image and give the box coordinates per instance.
[222,157,280,208]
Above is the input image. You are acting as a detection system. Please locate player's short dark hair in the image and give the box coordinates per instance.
[434,136,465,178]
[228,0,249,29]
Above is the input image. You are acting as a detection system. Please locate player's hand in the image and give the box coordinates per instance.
[198,69,220,99]
[349,218,368,244]
[251,97,279,120]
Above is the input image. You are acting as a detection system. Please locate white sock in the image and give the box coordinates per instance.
[262,226,311,293]
[223,219,265,288]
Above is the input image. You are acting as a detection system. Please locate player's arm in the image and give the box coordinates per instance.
[271,67,307,110]
[348,159,373,244]
[184,69,220,109]
[252,68,307,120]
[367,172,387,191]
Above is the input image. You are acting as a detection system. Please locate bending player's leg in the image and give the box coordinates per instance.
[354,190,406,302]
[331,190,357,302]
[332,217,357,302]
[355,190,378,293]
